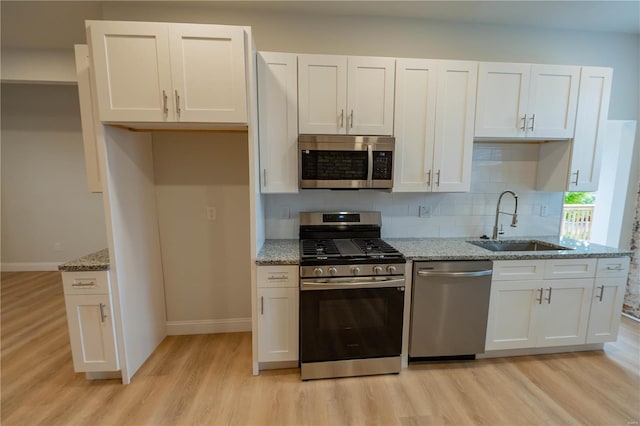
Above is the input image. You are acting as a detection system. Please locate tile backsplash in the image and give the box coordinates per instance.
[265,143,564,239]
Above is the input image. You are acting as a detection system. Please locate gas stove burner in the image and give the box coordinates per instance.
[352,238,400,256]
[301,239,340,257]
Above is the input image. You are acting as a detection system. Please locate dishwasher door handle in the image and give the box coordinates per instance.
[417,269,493,278]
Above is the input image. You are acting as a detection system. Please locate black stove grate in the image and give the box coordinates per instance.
[352,238,401,256]
[301,239,340,257]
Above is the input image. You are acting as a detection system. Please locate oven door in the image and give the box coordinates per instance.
[299,276,405,363]
[299,135,394,189]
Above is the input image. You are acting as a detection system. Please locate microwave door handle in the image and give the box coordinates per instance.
[367,144,373,188]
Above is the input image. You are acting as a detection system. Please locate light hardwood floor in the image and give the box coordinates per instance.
[2,271,639,425]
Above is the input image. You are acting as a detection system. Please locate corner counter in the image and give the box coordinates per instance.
[58,249,110,271]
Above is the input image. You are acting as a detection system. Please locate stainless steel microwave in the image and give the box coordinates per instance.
[299,135,395,189]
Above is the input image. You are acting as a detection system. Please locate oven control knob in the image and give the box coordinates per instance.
[387,265,397,274]
[328,267,338,276]
[313,267,324,276]
[373,266,383,274]
[351,266,361,276]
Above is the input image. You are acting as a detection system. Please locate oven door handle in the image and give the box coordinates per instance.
[300,277,405,291]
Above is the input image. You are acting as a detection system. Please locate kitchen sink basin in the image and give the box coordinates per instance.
[468,239,573,252]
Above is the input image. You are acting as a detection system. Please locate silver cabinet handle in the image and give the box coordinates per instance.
[260,296,264,315]
[340,109,344,128]
[597,285,605,302]
[545,287,553,304]
[350,110,354,129]
[417,269,492,277]
[175,90,181,115]
[366,144,373,187]
[426,170,431,186]
[520,114,527,131]
[99,303,107,323]
[162,90,168,115]
[72,280,96,287]
[528,114,536,131]
[537,287,544,304]
[262,169,267,187]
[606,265,623,271]
[571,170,580,186]
[267,275,288,280]
[435,170,441,187]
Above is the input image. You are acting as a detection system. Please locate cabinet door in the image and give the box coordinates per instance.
[74,44,102,193]
[393,58,438,192]
[257,52,298,193]
[586,278,625,343]
[475,62,530,138]
[527,65,580,139]
[88,21,173,122]
[485,280,543,350]
[568,67,613,191]
[169,24,247,123]
[536,279,593,347]
[298,54,347,134]
[347,57,395,135]
[432,61,477,192]
[64,294,119,372]
[257,287,299,363]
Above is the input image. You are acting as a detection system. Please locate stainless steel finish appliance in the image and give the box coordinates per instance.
[492,190,518,239]
[299,211,405,380]
[298,135,395,189]
[409,261,493,359]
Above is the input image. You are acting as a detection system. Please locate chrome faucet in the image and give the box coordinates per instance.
[493,190,518,239]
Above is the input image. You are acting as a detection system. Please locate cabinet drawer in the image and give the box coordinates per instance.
[544,259,596,279]
[596,257,630,278]
[257,265,298,288]
[62,271,110,295]
[492,260,545,281]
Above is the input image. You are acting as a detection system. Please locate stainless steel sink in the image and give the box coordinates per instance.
[468,239,573,252]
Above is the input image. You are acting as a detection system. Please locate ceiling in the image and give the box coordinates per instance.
[1,1,639,49]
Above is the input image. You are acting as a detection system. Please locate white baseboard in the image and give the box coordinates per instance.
[166,317,252,335]
[1,262,62,272]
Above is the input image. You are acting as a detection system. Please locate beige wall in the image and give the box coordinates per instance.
[153,132,251,323]
[1,84,107,268]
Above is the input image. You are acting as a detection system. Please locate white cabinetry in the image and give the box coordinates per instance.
[62,271,119,372]
[257,266,299,363]
[257,52,298,193]
[486,258,596,350]
[298,54,395,135]
[88,20,247,124]
[587,257,629,343]
[393,60,477,192]
[475,63,580,139]
[566,67,613,191]
[74,44,102,193]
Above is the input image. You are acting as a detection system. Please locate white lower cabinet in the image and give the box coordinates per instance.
[257,266,299,363]
[62,271,119,372]
[586,257,630,343]
[487,257,629,351]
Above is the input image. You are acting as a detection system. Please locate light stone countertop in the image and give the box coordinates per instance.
[58,249,110,272]
[256,237,632,265]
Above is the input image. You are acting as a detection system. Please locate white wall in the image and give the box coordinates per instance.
[266,143,563,239]
[152,132,251,330]
[1,84,107,270]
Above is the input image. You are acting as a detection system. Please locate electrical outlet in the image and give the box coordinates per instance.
[540,205,548,217]
[53,242,62,252]
[207,207,217,221]
[418,205,431,218]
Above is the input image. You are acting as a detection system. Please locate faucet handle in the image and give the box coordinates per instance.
[499,224,505,235]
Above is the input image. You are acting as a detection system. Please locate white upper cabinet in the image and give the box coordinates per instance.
[394,59,476,192]
[257,52,299,193]
[567,67,613,191]
[298,54,395,135]
[88,20,246,125]
[475,62,579,139]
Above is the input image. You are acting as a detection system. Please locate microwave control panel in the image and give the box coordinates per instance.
[372,151,393,180]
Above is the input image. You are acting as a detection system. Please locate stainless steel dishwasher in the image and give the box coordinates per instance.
[409,260,493,360]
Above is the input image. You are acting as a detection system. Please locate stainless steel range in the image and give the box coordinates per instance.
[298,211,406,380]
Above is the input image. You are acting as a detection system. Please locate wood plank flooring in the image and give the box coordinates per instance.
[2,271,639,425]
